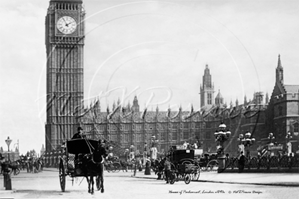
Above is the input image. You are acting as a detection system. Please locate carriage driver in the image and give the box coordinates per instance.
[72,126,85,139]
[72,127,85,173]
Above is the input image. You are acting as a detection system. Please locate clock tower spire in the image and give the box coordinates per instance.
[45,0,85,151]
[200,64,215,107]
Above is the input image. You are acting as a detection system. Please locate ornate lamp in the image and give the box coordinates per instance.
[268,133,275,145]
[5,137,12,161]
[214,123,231,173]
[238,131,255,158]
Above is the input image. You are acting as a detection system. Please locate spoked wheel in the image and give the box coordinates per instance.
[191,167,200,181]
[184,174,191,184]
[206,160,218,171]
[59,159,66,192]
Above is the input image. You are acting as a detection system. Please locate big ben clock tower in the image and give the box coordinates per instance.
[45,0,85,151]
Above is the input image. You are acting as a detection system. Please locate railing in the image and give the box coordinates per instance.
[224,155,299,172]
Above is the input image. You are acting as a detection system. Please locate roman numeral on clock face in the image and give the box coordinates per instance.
[57,16,77,35]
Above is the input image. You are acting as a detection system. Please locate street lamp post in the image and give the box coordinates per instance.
[286,132,293,156]
[214,123,231,173]
[267,133,275,156]
[5,137,12,162]
[237,131,255,158]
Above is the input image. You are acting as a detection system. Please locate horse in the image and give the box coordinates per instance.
[81,141,106,194]
[151,158,165,180]
[9,161,21,175]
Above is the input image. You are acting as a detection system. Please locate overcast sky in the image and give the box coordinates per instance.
[0,0,298,154]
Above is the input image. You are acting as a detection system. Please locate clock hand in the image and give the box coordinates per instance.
[63,17,67,24]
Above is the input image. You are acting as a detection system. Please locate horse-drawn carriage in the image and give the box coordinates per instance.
[168,147,201,184]
[59,138,106,194]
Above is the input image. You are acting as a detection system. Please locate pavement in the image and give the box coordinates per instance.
[41,168,299,186]
[133,169,299,187]
[1,168,298,199]
[42,168,299,187]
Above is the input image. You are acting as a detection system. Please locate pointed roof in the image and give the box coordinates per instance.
[156,105,159,112]
[127,102,131,109]
[277,54,283,69]
[133,95,138,104]
[215,89,223,99]
[244,95,247,104]
[204,64,210,74]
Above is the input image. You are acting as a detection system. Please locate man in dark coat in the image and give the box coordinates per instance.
[238,151,246,173]
[0,153,6,174]
[72,127,84,139]
[72,127,85,173]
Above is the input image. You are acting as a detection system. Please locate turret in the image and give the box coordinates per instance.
[276,54,284,84]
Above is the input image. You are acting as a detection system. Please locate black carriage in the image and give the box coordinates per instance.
[59,139,102,192]
[168,147,201,184]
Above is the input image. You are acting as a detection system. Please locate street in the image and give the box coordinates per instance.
[0,169,298,199]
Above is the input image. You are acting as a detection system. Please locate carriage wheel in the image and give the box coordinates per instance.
[206,160,218,171]
[184,174,191,184]
[59,159,66,192]
[192,167,200,181]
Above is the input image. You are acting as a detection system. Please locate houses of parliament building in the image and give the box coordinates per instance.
[44,0,299,157]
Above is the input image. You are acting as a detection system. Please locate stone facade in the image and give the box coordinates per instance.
[79,56,298,157]
[266,55,299,153]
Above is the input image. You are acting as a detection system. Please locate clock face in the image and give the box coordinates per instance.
[57,16,77,35]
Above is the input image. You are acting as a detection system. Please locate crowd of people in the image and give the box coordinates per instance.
[0,153,43,175]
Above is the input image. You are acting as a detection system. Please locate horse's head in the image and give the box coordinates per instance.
[92,145,107,164]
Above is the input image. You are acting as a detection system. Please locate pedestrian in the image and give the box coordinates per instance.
[238,151,245,173]
[193,142,198,149]
[144,156,151,175]
[0,153,6,174]
[164,157,171,184]
[132,156,139,177]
